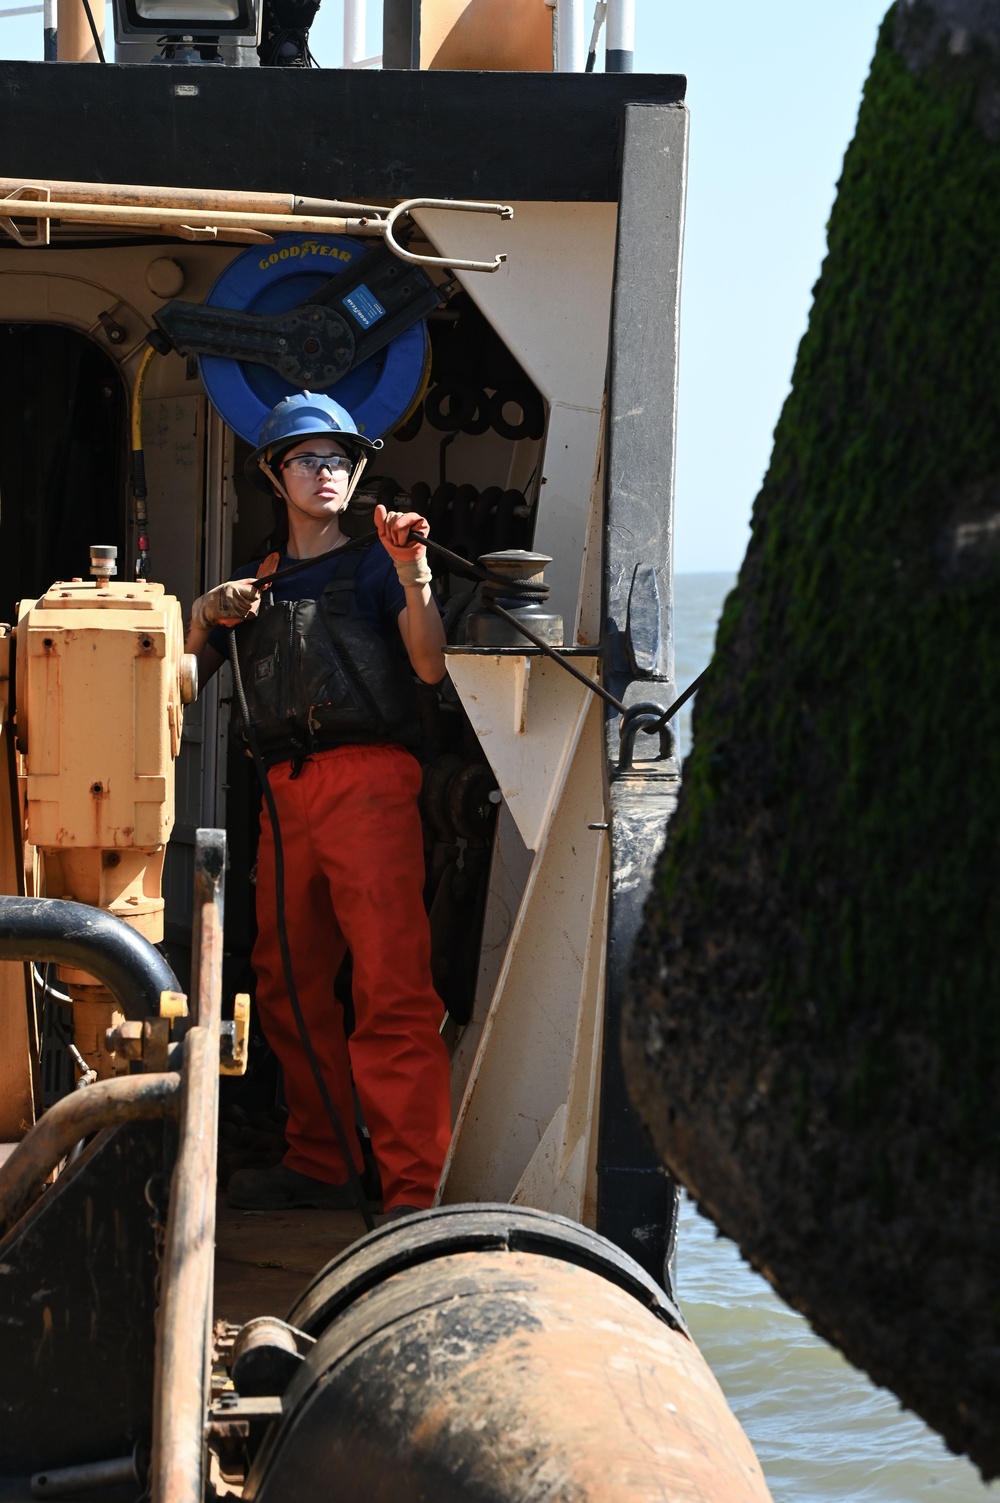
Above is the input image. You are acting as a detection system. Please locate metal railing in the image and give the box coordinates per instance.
[151,828,226,1503]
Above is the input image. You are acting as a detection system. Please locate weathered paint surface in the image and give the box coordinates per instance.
[250,1250,773,1502]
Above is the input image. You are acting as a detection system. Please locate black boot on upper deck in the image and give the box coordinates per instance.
[257,0,318,65]
[227,1161,356,1210]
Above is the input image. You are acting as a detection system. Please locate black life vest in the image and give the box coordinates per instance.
[231,544,421,763]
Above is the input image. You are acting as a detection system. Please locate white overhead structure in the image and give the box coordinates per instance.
[606,0,634,71]
[555,0,585,71]
[410,199,618,636]
[343,0,381,66]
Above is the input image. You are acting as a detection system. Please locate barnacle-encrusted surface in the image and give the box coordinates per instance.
[625,0,1000,1476]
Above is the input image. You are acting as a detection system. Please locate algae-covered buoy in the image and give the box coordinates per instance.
[626,0,1000,1479]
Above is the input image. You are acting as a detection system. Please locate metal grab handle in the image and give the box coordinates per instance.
[384,197,513,273]
[0,894,180,1019]
[151,829,226,1503]
[0,187,513,265]
[617,702,676,773]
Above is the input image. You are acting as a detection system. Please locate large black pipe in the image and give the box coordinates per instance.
[241,1207,772,1503]
[287,1202,685,1340]
[0,895,179,1019]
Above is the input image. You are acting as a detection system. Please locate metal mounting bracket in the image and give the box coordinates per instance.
[153,300,356,387]
[385,197,513,273]
[0,184,51,248]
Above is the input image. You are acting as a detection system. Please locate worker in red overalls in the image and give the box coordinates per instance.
[185,392,451,1218]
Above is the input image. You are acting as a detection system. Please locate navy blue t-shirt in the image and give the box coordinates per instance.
[207,541,407,658]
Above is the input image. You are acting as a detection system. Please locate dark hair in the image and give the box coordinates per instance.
[256,491,290,555]
[246,439,288,555]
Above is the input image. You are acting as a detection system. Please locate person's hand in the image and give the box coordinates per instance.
[375,505,428,562]
[375,506,432,588]
[190,579,260,630]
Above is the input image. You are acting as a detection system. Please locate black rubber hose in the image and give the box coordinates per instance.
[80,0,106,61]
[227,630,375,1232]
[0,896,179,1020]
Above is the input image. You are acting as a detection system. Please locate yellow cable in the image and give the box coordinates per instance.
[131,343,157,578]
[131,342,156,455]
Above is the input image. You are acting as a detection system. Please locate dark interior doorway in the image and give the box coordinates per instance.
[0,325,127,623]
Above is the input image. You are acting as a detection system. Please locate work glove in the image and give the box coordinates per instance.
[376,506,432,587]
[190,580,260,631]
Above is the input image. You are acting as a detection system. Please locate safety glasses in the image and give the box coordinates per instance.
[280,452,354,478]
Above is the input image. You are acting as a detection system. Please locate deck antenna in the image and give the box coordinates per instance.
[585,1,606,72]
[605,0,633,72]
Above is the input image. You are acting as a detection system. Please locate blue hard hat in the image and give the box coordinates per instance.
[245,392,382,491]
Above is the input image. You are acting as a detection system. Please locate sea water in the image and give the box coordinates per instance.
[671,572,994,1503]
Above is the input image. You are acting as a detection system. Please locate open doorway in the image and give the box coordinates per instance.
[0,324,128,623]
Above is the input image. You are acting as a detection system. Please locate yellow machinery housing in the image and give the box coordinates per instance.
[15,577,195,1077]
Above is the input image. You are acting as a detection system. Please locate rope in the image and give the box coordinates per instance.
[251,528,705,744]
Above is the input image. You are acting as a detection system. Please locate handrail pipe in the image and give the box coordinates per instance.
[0,895,179,1020]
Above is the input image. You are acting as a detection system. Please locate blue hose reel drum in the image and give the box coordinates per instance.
[199,235,431,446]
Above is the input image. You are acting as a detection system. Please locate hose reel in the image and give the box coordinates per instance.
[154,234,434,446]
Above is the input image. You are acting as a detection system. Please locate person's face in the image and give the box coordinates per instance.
[277,436,354,520]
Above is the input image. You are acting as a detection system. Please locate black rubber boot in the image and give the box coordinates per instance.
[228,1161,356,1210]
[258,0,319,66]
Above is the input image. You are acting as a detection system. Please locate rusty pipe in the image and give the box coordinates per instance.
[0,177,389,219]
[151,829,226,1503]
[0,189,513,273]
[31,1446,143,1497]
[0,199,380,238]
[0,1072,181,1236]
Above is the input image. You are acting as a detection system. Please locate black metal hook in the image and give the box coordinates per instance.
[617,701,675,773]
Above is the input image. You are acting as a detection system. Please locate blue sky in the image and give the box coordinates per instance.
[638,2,890,573]
[0,0,890,571]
